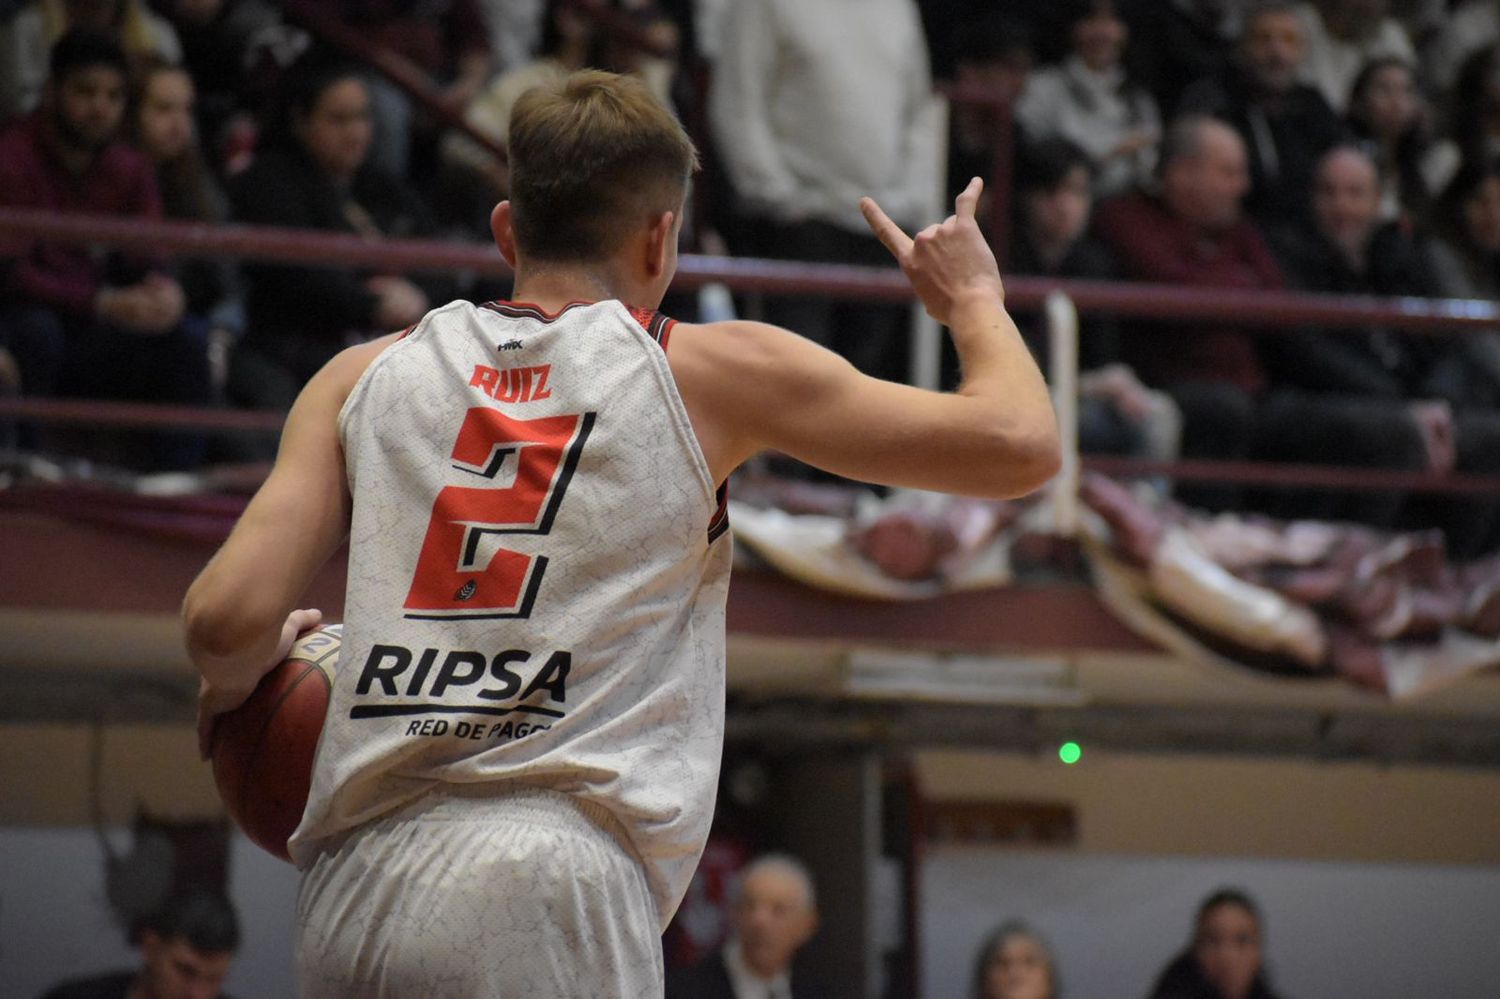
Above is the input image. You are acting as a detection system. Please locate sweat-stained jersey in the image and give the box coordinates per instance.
[288,299,733,927]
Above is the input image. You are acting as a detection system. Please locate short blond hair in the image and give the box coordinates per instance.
[508,70,698,262]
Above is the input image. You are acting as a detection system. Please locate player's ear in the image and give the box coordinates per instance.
[645,210,676,279]
[490,201,519,268]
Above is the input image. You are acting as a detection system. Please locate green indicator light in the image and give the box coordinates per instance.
[1058,741,1082,765]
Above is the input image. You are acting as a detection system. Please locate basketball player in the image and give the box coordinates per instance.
[183,70,1058,997]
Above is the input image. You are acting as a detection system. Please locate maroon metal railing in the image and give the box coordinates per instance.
[5,209,1499,325]
[5,208,1500,496]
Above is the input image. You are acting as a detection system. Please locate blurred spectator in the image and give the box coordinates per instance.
[920,0,1060,79]
[1387,0,1445,54]
[127,56,241,369]
[1260,144,1449,527]
[709,0,938,384]
[1122,0,1244,115]
[1093,116,1280,509]
[1014,0,1161,197]
[677,0,729,65]
[1294,0,1416,112]
[970,920,1059,999]
[1423,0,1500,96]
[40,892,240,999]
[1428,158,1500,306]
[439,0,597,233]
[1009,137,1180,460]
[945,13,1034,224]
[1416,160,1500,555]
[1445,42,1500,176]
[227,53,448,410]
[151,0,307,171]
[0,0,181,121]
[476,0,545,76]
[665,853,824,999]
[1345,55,1458,228]
[597,1,681,110]
[327,0,494,179]
[0,28,211,467]
[1146,888,1284,999]
[1178,0,1347,227]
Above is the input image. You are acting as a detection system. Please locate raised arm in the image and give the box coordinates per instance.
[182,334,396,727]
[668,179,1060,498]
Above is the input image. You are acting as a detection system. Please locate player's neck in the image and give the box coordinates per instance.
[511,262,649,313]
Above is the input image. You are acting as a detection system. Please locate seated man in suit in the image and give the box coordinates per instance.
[668,854,823,999]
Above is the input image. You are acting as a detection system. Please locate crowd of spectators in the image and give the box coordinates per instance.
[1,0,1499,554]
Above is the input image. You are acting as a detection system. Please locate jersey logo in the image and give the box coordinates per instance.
[498,338,524,351]
[402,408,595,619]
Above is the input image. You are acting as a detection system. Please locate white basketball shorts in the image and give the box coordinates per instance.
[295,785,664,998]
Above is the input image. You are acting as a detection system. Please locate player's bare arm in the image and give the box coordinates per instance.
[668,178,1060,496]
[182,333,399,725]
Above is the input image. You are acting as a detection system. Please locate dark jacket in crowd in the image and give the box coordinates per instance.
[1268,221,1445,400]
[229,142,452,350]
[1178,66,1349,226]
[40,970,235,999]
[664,949,829,999]
[1147,951,1284,999]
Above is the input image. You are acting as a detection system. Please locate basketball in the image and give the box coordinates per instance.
[211,624,342,862]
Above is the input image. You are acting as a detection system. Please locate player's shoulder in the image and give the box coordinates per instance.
[663,319,832,424]
[668,317,792,346]
[667,318,818,371]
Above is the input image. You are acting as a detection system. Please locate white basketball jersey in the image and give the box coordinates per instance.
[289,299,733,927]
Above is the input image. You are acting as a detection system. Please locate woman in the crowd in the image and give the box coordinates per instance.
[1012,0,1160,197]
[971,920,1059,999]
[1147,889,1284,999]
[227,51,452,411]
[127,57,241,358]
[1423,159,1500,408]
[1427,157,1500,304]
[1345,55,1458,229]
[1445,41,1500,172]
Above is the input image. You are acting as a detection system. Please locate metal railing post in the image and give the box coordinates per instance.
[1046,290,1081,537]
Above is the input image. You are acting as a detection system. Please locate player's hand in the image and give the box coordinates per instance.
[860,177,1005,327]
[274,607,324,665]
[96,286,157,332]
[139,273,186,331]
[1409,400,1455,475]
[368,275,428,330]
[196,608,323,760]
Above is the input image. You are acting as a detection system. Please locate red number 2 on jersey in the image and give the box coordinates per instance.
[403,408,595,619]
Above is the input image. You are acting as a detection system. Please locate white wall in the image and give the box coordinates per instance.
[920,848,1500,999]
[0,826,300,999]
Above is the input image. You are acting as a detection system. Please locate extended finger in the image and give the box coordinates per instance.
[955,176,984,220]
[860,196,913,259]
